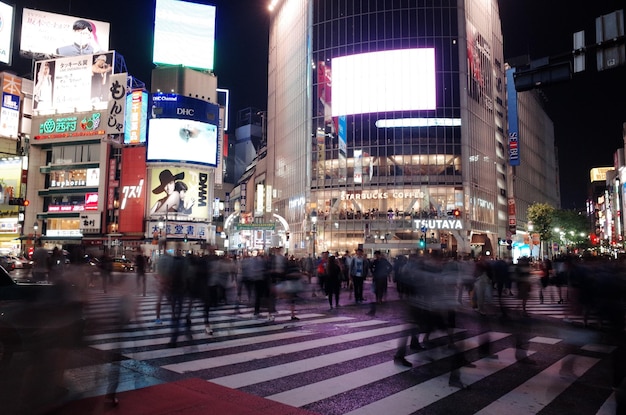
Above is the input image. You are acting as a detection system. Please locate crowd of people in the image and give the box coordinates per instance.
[10,242,626,410]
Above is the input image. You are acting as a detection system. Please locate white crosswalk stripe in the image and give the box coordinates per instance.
[81,293,621,414]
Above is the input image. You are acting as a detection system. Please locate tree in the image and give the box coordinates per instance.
[527,203,556,258]
[551,209,590,252]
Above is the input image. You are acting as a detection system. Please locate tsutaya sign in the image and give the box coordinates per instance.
[414,219,463,230]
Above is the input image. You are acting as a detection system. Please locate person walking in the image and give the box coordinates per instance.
[135,247,147,297]
[473,259,492,316]
[350,248,369,303]
[326,255,342,310]
[367,250,392,316]
[514,257,532,316]
[31,239,50,282]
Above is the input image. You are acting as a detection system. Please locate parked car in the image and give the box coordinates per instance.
[9,256,33,269]
[112,258,134,272]
[0,256,15,272]
[0,266,85,369]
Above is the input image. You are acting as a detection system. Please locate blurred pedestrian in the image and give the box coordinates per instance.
[473,259,492,316]
[99,252,113,293]
[31,238,49,282]
[48,247,65,283]
[326,255,342,310]
[513,257,532,316]
[135,247,147,297]
[167,249,190,348]
[367,250,392,316]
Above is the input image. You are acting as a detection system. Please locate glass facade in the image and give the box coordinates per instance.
[269,0,509,257]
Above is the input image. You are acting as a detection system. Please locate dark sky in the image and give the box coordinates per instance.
[7,1,625,209]
[8,0,270,127]
[498,0,625,209]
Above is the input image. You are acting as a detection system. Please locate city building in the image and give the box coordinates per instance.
[234,0,560,259]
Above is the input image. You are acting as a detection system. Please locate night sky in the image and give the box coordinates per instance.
[6,0,625,210]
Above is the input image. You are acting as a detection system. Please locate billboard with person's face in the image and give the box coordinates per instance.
[32,52,117,117]
[20,8,110,59]
[148,166,210,222]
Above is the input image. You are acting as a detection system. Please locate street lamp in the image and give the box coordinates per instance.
[33,221,39,240]
[310,209,318,260]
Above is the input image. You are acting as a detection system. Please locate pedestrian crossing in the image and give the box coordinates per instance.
[74,291,621,415]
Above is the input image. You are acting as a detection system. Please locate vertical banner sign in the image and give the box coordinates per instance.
[107,158,117,210]
[354,149,363,184]
[0,73,21,138]
[105,73,127,134]
[338,115,347,183]
[507,197,516,234]
[506,68,520,166]
[124,90,148,144]
[118,147,147,233]
[316,130,326,181]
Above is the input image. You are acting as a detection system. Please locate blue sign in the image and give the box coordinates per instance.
[151,93,220,125]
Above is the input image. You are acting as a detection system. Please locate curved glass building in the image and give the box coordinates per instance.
[265,0,543,257]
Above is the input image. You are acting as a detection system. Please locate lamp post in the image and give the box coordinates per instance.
[310,209,318,260]
[33,221,39,241]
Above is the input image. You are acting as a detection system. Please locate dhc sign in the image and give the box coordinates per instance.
[151,93,219,124]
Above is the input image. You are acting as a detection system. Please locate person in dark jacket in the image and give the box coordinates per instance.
[367,251,392,316]
[326,256,342,310]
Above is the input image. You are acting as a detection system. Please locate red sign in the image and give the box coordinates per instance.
[48,205,85,212]
[118,147,147,233]
[85,193,99,210]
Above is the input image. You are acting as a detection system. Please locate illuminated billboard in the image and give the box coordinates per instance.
[0,73,21,138]
[148,166,211,222]
[153,0,216,70]
[0,2,14,65]
[118,147,147,234]
[33,52,117,117]
[331,48,436,117]
[33,110,107,140]
[20,8,110,59]
[124,90,148,144]
[147,94,219,167]
[0,158,21,211]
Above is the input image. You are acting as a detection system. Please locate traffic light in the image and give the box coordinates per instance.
[452,209,461,218]
[418,236,425,249]
[8,198,29,206]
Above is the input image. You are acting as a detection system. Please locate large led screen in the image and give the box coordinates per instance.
[148,94,219,167]
[153,0,216,70]
[20,9,110,59]
[331,48,436,117]
[147,119,218,167]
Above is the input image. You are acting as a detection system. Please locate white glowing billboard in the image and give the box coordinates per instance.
[32,51,117,117]
[153,0,216,70]
[0,1,15,65]
[331,48,437,117]
[20,8,110,59]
